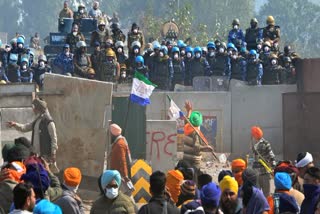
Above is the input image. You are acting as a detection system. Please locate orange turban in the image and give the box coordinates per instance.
[166,170,184,203]
[64,167,82,187]
[0,161,26,183]
[251,126,263,140]
[231,159,246,170]
[231,159,246,187]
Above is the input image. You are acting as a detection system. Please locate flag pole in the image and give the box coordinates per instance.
[123,97,132,137]
[167,95,219,161]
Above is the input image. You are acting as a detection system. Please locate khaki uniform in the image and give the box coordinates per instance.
[127,31,145,52]
[59,7,73,19]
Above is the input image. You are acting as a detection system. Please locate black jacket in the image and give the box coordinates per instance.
[138,195,179,214]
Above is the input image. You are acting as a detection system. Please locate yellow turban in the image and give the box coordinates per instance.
[219,175,238,195]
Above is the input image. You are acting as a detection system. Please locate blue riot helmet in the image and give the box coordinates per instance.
[17,37,25,44]
[152,41,161,50]
[207,41,216,50]
[249,49,257,59]
[9,54,18,64]
[186,46,193,54]
[160,45,168,55]
[171,46,180,53]
[193,46,202,59]
[177,40,184,48]
[227,42,235,50]
[135,55,144,65]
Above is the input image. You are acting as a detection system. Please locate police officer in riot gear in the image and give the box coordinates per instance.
[282,57,296,84]
[127,41,142,77]
[73,41,95,79]
[228,19,245,50]
[66,23,85,53]
[111,22,126,44]
[127,23,145,57]
[149,45,173,90]
[262,54,284,85]
[17,57,33,83]
[192,46,211,78]
[33,55,52,90]
[259,41,272,68]
[212,42,230,77]
[100,48,120,82]
[245,50,263,85]
[90,20,110,48]
[171,46,185,90]
[245,18,263,51]
[134,55,149,78]
[73,3,88,25]
[263,16,280,45]
[206,41,216,73]
[279,45,300,67]
[229,47,246,81]
[184,46,194,86]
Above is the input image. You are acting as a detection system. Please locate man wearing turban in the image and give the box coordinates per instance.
[91,170,136,214]
[183,101,213,181]
[251,126,276,197]
[219,175,242,214]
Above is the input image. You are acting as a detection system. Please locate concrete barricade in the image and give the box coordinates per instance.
[43,74,113,177]
[146,120,177,172]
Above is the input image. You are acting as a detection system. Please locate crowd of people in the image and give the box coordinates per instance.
[1,98,319,213]
[0,0,300,91]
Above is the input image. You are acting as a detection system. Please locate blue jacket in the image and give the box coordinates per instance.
[228,29,245,47]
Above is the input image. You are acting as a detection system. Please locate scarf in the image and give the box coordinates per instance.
[301,184,320,214]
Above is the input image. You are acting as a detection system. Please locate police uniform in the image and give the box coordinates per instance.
[90,30,110,48]
[66,32,85,53]
[127,31,144,54]
[171,58,185,90]
[252,138,276,197]
[99,49,120,82]
[245,58,263,85]
[262,64,284,85]
[230,55,246,81]
[149,55,173,90]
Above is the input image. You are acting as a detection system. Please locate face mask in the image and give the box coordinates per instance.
[105,187,119,199]
[209,51,215,57]
[117,48,122,53]
[274,43,279,48]
[5,47,10,52]
[228,50,232,55]
[219,48,224,53]
[18,44,23,48]
[257,44,262,50]
[233,25,239,30]
[73,32,77,36]
[134,49,139,54]
[159,52,164,57]
[195,53,201,58]
[186,52,192,58]
[173,54,179,59]
[39,61,45,68]
[121,72,126,78]
[264,47,270,52]
[232,55,237,60]
[80,9,84,14]
[180,50,185,55]
[271,59,277,65]
[22,65,27,70]
[133,29,138,34]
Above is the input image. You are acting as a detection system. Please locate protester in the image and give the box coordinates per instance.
[267,172,299,214]
[108,123,133,197]
[7,98,58,163]
[296,152,314,182]
[59,1,73,19]
[301,167,320,214]
[181,182,222,214]
[55,167,85,214]
[90,170,136,214]
[219,175,242,214]
[33,199,62,214]
[231,158,247,187]
[176,180,197,207]
[9,183,36,214]
[138,171,179,214]
[166,169,184,204]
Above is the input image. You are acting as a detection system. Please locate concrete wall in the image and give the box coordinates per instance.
[230,80,297,157]
[147,92,232,152]
[43,74,113,177]
[146,120,177,172]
